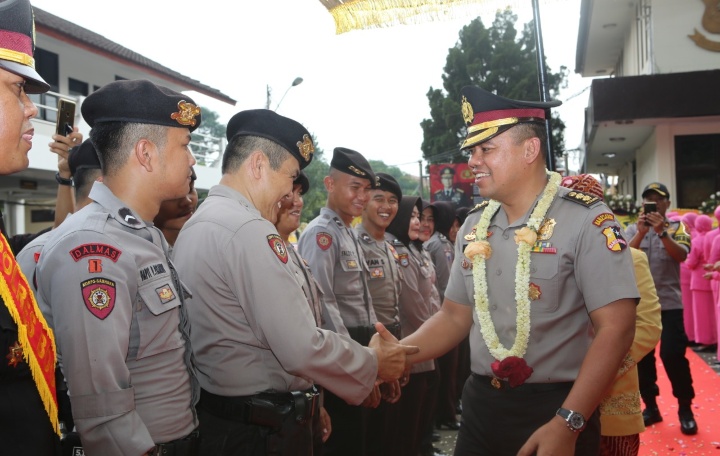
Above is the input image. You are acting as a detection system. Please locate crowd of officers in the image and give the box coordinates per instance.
[3,2,655,456]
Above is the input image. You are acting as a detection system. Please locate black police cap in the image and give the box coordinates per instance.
[226,109,315,170]
[68,139,101,176]
[0,0,49,94]
[294,171,310,195]
[642,182,670,199]
[460,85,561,150]
[81,79,202,132]
[330,147,375,183]
[374,172,402,200]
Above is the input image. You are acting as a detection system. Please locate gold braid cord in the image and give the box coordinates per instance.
[319,0,541,34]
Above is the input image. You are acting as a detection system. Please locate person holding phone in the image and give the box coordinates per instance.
[626,182,697,435]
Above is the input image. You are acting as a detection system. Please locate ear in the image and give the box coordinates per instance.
[135,139,155,172]
[324,175,333,192]
[523,137,542,164]
[247,151,265,180]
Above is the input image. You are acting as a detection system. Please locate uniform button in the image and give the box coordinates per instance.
[503,233,510,240]
[496,269,502,276]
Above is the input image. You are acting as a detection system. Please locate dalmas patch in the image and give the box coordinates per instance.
[267,234,289,264]
[81,277,116,320]
[70,243,122,262]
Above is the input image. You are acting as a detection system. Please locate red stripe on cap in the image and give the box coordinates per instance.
[0,30,33,56]
[471,108,546,125]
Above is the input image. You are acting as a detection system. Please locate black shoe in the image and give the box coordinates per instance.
[643,407,663,426]
[437,420,461,430]
[692,344,717,353]
[679,410,698,435]
[431,431,441,443]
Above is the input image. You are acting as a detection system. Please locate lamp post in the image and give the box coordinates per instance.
[270,77,303,112]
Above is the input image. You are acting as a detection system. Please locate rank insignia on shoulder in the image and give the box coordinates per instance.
[360,232,372,243]
[118,207,140,225]
[398,253,410,268]
[316,232,333,251]
[468,200,490,215]
[592,212,615,227]
[267,234,289,264]
[81,277,116,320]
[601,225,628,252]
[155,283,177,304]
[562,191,601,208]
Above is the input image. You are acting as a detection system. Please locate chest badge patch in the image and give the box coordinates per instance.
[370,267,385,279]
[531,241,557,254]
[267,234,289,264]
[346,259,358,269]
[464,227,477,241]
[528,283,542,301]
[398,253,409,268]
[155,284,177,304]
[316,232,333,251]
[81,277,116,320]
[537,218,556,241]
[462,259,472,270]
[602,226,628,252]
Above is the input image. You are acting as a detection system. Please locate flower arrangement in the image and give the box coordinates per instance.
[699,191,720,215]
[605,193,639,216]
[462,169,561,387]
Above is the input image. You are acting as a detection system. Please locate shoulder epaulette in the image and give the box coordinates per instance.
[332,217,344,228]
[389,239,404,247]
[561,190,602,208]
[467,200,490,215]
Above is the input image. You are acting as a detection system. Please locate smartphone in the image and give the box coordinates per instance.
[55,99,76,136]
[643,202,657,226]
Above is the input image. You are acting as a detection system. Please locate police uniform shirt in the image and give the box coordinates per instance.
[445,186,640,382]
[35,182,195,455]
[287,244,324,327]
[387,237,436,374]
[625,219,690,311]
[425,231,454,301]
[173,185,376,404]
[356,224,401,326]
[16,230,51,292]
[298,207,376,336]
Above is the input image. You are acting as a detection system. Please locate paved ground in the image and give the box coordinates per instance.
[431,345,720,456]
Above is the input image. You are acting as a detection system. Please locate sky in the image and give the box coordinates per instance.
[31,0,589,176]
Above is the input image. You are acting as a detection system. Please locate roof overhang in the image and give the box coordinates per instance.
[576,0,638,77]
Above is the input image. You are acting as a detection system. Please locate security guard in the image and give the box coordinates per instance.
[0,1,58,453]
[172,110,415,456]
[297,147,378,456]
[35,80,201,456]
[402,85,639,455]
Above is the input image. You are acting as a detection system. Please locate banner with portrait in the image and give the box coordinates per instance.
[429,163,474,208]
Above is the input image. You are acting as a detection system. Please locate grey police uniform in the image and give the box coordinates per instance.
[16,230,52,294]
[425,231,454,301]
[446,187,640,382]
[35,182,197,455]
[298,207,377,344]
[356,224,402,337]
[173,184,377,401]
[287,244,324,328]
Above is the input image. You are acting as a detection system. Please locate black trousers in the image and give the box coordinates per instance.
[638,309,695,403]
[0,376,59,455]
[392,370,438,456]
[453,374,600,456]
[322,389,369,456]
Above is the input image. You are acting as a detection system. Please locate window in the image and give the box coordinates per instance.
[29,47,59,122]
[68,78,88,97]
[675,134,720,209]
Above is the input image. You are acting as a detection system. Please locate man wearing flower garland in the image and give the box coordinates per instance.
[402,86,639,456]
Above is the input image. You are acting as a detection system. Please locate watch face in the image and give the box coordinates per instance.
[569,413,585,429]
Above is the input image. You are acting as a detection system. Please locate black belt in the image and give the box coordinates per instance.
[472,373,574,391]
[151,430,200,456]
[198,386,320,429]
[347,325,377,346]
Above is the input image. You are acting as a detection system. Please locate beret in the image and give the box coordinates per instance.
[330,147,375,183]
[81,79,202,132]
[68,139,101,176]
[460,85,561,150]
[226,109,315,169]
[294,171,310,195]
[374,172,402,200]
[0,0,49,93]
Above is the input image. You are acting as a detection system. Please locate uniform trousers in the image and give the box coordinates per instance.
[455,336,471,408]
[638,309,695,404]
[392,370,438,456]
[453,374,600,456]
[435,345,460,425]
[197,407,312,456]
[322,389,370,456]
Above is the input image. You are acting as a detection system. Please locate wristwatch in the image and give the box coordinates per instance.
[657,230,668,239]
[55,172,73,186]
[556,407,587,432]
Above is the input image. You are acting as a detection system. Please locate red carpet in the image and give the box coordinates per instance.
[640,349,720,455]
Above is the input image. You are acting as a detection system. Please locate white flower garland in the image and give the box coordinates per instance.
[470,170,561,361]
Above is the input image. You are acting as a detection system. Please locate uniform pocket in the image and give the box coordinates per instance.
[134,276,183,359]
[528,254,560,312]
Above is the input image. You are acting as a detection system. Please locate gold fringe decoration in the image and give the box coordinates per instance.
[320,0,563,34]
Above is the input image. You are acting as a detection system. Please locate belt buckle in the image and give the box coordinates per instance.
[490,377,504,389]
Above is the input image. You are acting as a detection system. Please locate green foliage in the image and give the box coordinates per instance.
[421,8,568,165]
[191,107,226,167]
[301,135,330,223]
[367,160,423,198]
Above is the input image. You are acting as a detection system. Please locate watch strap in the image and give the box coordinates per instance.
[55,172,73,186]
[556,407,586,432]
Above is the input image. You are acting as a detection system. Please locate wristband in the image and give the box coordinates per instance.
[55,172,73,186]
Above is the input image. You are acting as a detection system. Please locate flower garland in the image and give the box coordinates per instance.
[465,170,561,364]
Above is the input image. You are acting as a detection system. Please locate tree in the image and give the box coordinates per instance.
[191,107,226,168]
[301,135,330,224]
[420,9,568,165]
[368,160,422,198]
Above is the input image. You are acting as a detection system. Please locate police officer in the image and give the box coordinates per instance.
[433,167,469,207]
[36,79,201,456]
[0,1,59,453]
[626,182,697,435]
[402,86,640,456]
[357,172,404,454]
[297,147,378,456]
[172,110,416,456]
